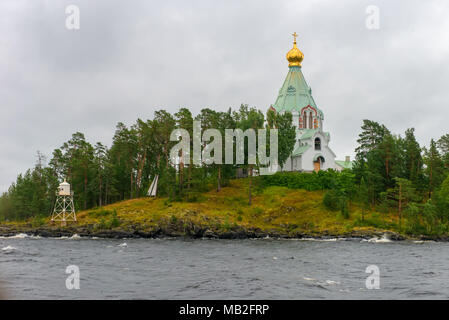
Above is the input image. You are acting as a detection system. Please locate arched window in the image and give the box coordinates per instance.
[303,112,307,129]
[309,112,313,129]
[315,137,321,151]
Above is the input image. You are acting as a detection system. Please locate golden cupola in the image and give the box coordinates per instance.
[286,32,304,67]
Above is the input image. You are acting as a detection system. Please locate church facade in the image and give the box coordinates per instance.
[270,34,344,172]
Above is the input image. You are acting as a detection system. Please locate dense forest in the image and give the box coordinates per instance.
[1,107,449,236]
[0,105,296,221]
[263,120,449,234]
[351,120,449,234]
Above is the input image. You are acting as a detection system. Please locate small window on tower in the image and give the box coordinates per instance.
[309,113,313,129]
[315,138,321,151]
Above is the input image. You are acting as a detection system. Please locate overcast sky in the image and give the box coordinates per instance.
[1,0,449,192]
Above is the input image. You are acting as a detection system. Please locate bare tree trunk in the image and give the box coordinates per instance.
[398,183,402,228]
[180,161,184,190]
[248,165,253,206]
[385,157,389,178]
[84,168,88,210]
[99,175,102,207]
[105,181,108,206]
[217,165,221,192]
[188,164,192,189]
[136,150,147,196]
[130,170,133,199]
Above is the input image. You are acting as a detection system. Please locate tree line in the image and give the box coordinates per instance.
[0,105,296,221]
[351,120,449,234]
[2,110,448,236]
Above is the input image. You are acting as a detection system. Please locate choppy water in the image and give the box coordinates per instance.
[1,235,449,299]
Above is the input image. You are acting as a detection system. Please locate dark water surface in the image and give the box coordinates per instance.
[1,235,448,299]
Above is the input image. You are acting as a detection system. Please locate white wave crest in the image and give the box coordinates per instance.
[7,233,28,239]
[367,234,392,243]
[300,238,341,242]
[0,233,41,239]
[1,245,17,252]
[303,277,316,281]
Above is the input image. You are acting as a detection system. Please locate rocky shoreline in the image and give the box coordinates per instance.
[0,223,446,242]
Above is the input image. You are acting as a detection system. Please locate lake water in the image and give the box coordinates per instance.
[1,235,448,299]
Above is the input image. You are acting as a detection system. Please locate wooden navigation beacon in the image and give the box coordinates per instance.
[147,175,159,197]
[51,180,76,226]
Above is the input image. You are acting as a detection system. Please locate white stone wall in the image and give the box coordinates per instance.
[301,132,336,171]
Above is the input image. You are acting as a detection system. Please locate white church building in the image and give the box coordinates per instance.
[270,34,350,172]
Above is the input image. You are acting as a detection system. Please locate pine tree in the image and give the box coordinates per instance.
[175,108,194,191]
[358,177,370,221]
[276,112,296,170]
[403,128,424,187]
[234,105,264,205]
[424,139,446,199]
[437,134,449,170]
[437,175,449,219]
[385,178,419,228]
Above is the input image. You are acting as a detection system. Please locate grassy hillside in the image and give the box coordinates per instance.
[0,178,410,238]
[50,178,402,238]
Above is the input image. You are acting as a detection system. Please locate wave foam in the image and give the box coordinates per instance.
[366,235,393,243]
[1,245,17,252]
[0,233,41,239]
[300,238,341,242]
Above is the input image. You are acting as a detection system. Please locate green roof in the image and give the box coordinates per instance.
[292,144,310,157]
[300,129,317,140]
[335,160,353,170]
[272,66,323,117]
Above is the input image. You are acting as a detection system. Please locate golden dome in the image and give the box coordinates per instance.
[286,32,304,67]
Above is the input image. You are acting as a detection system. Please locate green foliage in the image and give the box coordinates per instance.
[261,170,345,191]
[96,210,121,230]
[323,190,340,211]
[262,170,355,219]
[438,134,449,168]
[222,218,232,231]
[97,218,107,230]
[403,128,424,188]
[436,175,449,219]
[2,102,449,240]
[275,112,296,169]
[88,209,113,218]
[323,190,350,218]
[31,216,47,228]
[353,213,395,230]
[403,201,443,235]
[0,153,58,221]
[423,139,446,198]
[107,211,121,228]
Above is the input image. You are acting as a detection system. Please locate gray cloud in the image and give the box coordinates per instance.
[1,0,449,191]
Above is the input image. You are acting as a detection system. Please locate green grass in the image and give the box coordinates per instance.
[68,179,403,235]
[3,178,411,236]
